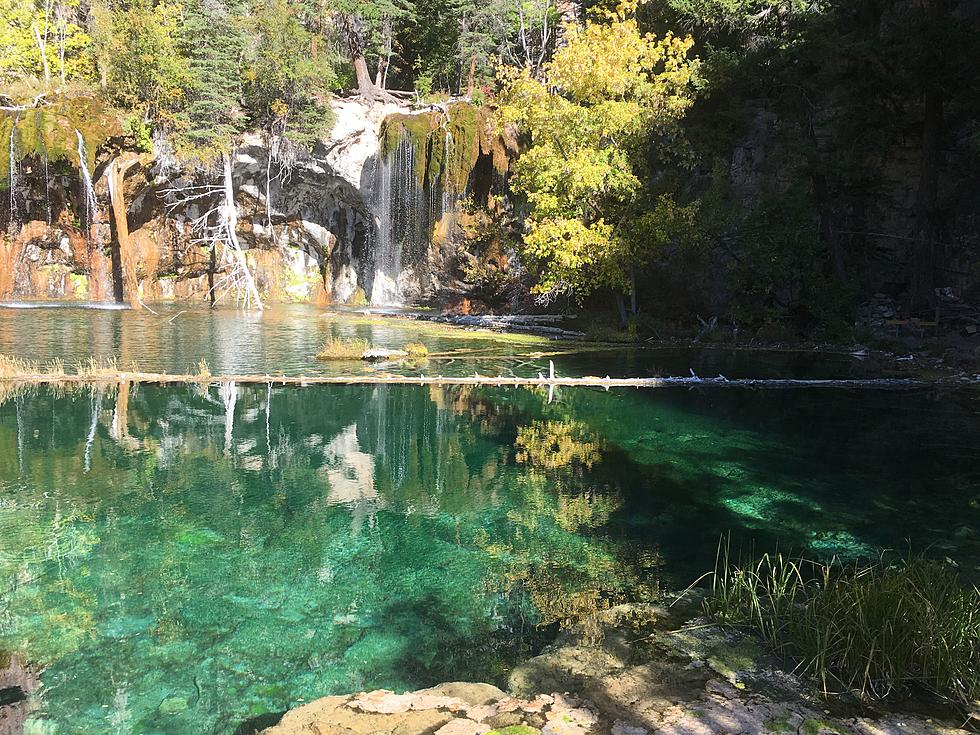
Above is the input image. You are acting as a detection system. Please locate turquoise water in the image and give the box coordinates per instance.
[1,381,978,734]
[0,306,977,733]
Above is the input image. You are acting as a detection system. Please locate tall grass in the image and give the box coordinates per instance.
[0,355,64,379]
[314,338,371,361]
[702,539,980,705]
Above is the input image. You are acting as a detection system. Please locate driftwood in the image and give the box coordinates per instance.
[0,372,960,390]
[429,314,586,338]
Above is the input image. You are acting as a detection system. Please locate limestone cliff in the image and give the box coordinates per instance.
[0,96,514,307]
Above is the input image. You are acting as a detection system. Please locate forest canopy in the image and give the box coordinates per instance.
[1,0,977,330]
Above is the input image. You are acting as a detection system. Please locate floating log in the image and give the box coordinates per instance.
[0,371,968,390]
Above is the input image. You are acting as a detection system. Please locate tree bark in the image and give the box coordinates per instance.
[221,151,264,309]
[339,13,396,103]
[106,154,142,309]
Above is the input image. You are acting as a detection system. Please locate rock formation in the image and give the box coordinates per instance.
[0,95,515,308]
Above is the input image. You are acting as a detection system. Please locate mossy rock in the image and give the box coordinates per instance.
[378,102,511,195]
[0,93,124,190]
[800,719,845,735]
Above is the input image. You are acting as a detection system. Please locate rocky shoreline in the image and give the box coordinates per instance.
[253,603,973,735]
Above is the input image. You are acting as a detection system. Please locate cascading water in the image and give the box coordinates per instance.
[75,130,98,236]
[220,379,237,458]
[8,113,19,223]
[371,120,458,306]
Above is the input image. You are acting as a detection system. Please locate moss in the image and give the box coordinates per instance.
[403,342,428,357]
[349,287,368,307]
[378,103,510,196]
[0,93,123,191]
[800,719,845,735]
[0,113,14,187]
[486,727,540,735]
[764,713,796,734]
[315,337,371,361]
[705,637,763,683]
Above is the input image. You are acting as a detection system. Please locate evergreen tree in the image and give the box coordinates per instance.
[179,0,247,155]
[243,0,336,147]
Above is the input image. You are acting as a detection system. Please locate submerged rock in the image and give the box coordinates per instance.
[259,605,971,735]
[361,348,409,360]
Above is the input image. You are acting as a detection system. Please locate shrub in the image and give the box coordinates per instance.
[701,542,980,705]
[315,337,370,361]
[403,342,428,358]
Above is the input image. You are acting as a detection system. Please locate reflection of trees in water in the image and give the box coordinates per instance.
[515,419,603,473]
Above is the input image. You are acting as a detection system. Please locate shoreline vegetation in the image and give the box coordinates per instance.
[700,547,980,710]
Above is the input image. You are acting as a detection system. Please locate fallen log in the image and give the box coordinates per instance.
[0,372,967,390]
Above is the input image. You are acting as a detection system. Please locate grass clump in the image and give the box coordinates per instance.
[701,541,980,705]
[403,342,428,358]
[0,354,65,379]
[315,337,371,361]
[74,356,120,378]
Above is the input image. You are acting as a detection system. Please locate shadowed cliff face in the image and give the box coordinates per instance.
[0,97,511,308]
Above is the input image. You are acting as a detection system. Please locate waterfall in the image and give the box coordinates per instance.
[371,133,449,306]
[371,139,412,305]
[84,389,103,473]
[76,130,98,235]
[8,113,19,223]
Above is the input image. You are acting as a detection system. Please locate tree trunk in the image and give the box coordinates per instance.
[0,235,25,299]
[106,154,141,309]
[615,293,628,326]
[208,243,216,306]
[221,151,264,309]
[354,54,379,97]
[32,25,50,85]
[629,266,637,316]
[339,13,396,103]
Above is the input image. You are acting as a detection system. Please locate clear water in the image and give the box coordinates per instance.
[0,303,889,379]
[1,307,978,734]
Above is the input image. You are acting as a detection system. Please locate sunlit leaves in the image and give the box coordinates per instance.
[498,1,698,300]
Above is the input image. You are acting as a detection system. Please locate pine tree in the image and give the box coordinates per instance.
[179,0,246,155]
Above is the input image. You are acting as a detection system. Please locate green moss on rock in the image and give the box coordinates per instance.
[0,93,123,191]
[378,102,513,196]
[486,726,540,735]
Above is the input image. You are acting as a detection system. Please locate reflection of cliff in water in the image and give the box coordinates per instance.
[0,384,644,732]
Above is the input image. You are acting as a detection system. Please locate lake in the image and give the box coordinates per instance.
[0,306,977,734]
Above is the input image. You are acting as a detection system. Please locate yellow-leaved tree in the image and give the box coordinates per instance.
[498,0,699,307]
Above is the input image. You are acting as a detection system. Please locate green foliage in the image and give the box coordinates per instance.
[703,544,980,705]
[90,0,189,122]
[176,0,248,156]
[498,2,699,301]
[0,0,93,86]
[242,0,336,145]
[124,114,153,152]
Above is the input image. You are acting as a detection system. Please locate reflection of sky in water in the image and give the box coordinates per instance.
[0,382,977,734]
